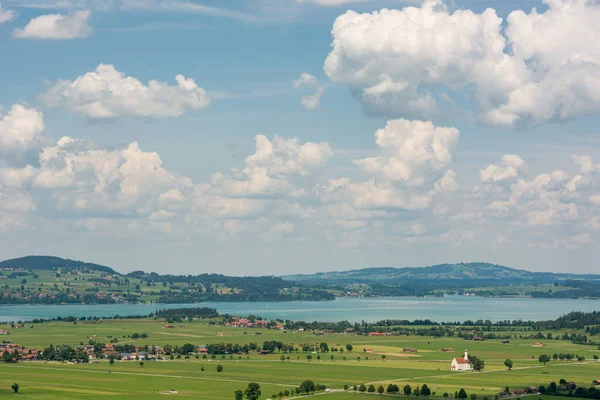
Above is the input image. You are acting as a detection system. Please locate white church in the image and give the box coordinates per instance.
[451,350,473,371]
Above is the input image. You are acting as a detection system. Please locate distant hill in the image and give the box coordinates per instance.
[0,256,118,275]
[282,262,600,285]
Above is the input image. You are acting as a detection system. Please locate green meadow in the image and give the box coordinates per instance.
[1,319,600,399]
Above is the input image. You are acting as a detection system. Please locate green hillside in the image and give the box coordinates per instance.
[283,262,600,284]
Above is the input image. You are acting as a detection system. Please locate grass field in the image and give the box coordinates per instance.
[1,319,599,399]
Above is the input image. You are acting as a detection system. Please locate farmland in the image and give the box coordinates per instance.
[1,317,600,399]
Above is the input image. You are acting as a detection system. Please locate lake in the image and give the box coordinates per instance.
[0,296,598,323]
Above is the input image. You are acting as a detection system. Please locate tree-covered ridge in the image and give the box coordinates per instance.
[0,256,117,275]
[0,256,334,305]
[284,262,600,285]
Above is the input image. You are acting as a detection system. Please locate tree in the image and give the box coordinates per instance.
[139,361,144,367]
[234,390,244,400]
[549,382,558,393]
[346,344,353,352]
[381,354,386,361]
[12,383,19,393]
[538,386,546,395]
[359,384,367,393]
[504,359,513,370]
[299,380,316,395]
[470,394,478,400]
[109,357,115,366]
[404,385,413,396]
[245,383,261,400]
[458,389,468,399]
[181,343,195,355]
[470,356,485,371]
[216,364,223,372]
[368,385,376,393]
[594,355,599,361]
[539,354,551,365]
[421,384,431,397]
[378,385,385,395]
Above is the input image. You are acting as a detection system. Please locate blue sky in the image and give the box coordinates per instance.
[1,0,599,275]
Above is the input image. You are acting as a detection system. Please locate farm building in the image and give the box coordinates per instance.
[451,350,473,371]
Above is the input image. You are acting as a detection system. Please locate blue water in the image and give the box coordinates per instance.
[0,297,598,323]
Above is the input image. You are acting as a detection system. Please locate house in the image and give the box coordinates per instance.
[534,342,543,347]
[402,348,418,353]
[593,380,600,386]
[368,332,388,337]
[513,389,526,396]
[441,348,454,352]
[365,348,373,353]
[0,330,9,335]
[451,350,473,371]
[197,345,208,354]
[502,340,510,344]
[560,382,577,390]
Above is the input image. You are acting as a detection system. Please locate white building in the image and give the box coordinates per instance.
[451,350,473,371]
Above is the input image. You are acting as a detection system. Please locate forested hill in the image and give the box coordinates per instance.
[0,255,334,304]
[0,256,117,275]
[282,262,600,285]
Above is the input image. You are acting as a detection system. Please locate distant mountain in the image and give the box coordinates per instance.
[282,262,600,285]
[0,256,118,275]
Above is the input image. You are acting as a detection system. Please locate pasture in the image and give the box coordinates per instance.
[0,319,599,399]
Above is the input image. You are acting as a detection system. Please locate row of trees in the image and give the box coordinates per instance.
[232,381,327,400]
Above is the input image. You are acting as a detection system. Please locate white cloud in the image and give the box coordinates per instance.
[319,119,458,213]
[20,136,193,218]
[301,87,324,110]
[293,72,325,110]
[353,119,459,184]
[296,0,369,6]
[324,0,600,126]
[0,104,45,152]
[0,1,16,23]
[13,9,92,39]
[209,134,332,199]
[0,165,38,187]
[293,72,317,88]
[480,154,527,183]
[41,64,210,119]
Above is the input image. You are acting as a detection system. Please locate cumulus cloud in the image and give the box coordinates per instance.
[293,73,317,88]
[480,154,527,183]
[296,0,369,5]
[324,0,600,126]
[41,64,210,119]
[13,10,92,39]
[208,134,332,199]
[293,72,326,110]
[301,88,324,110]
[0,2,16,23]
[0,104,45,152]
[319,119,459,213]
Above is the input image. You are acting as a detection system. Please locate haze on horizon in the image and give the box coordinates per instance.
[1,0,599,276]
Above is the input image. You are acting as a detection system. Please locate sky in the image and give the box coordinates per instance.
[0,0,599,276]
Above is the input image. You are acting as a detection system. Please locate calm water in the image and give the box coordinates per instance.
[0,297,598,323]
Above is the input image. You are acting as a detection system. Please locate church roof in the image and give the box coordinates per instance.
[453,357,472,364]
